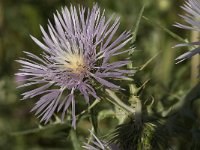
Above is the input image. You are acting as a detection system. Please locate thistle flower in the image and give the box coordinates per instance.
[16,4,132,128]
[175,0,200,62]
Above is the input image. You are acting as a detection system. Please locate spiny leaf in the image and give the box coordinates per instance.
[139,51,160,71]
[142,16,186,43]
[162,82,200,118]
[131,5,145,44]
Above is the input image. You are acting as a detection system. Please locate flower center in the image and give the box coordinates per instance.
[64,53,86,74]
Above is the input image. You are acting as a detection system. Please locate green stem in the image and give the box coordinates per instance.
[128,60,142,124]
[135,97,142,124]
[70,129,81,150]
[105,89,135,114]
[0,1,3,73]
[87,128,94,144]
[190,30,199,86]
[11,122,68,136]
[76,99,100,120]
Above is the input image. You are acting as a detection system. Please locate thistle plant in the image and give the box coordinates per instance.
[16,4,133,128]
[9,0,200,150]
[175,0,200,62]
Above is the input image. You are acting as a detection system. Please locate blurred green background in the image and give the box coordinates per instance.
[0,0,199,150]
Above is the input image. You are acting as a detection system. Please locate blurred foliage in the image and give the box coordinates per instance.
[0,0,200,150]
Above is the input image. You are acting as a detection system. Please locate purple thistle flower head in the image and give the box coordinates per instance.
[16,4,132,128]
[175,0,200,63]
